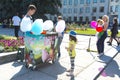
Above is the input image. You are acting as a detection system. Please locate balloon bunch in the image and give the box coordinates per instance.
[20,19,54,35]
[90,21,103,32]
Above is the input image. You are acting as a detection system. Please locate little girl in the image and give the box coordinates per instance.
[65,30,77,76]
[96,19,104,39]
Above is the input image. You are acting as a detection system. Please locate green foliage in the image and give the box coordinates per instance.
[0,35,16,40]
[0,46,4,52]
[0,0,62,19]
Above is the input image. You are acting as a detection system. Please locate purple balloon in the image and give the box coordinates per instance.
[90,21,97,28]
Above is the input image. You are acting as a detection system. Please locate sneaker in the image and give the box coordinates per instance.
[117,42,120,46]
[66,69,72,72]
[107,41,110,43]
[97,53,104,57]
[58,53,61,58]
[108,43,112,46]
[66,72,74,76]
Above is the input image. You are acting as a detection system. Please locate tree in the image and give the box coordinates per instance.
[0,0,62,20]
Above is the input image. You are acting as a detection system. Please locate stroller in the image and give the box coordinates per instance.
[24,32,58,70]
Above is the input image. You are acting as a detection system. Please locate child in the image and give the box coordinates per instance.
[65,30,77,76]
[96,19,104,39]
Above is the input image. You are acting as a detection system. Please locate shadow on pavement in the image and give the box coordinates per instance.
[98,54,120,78]
[11,60,67,80]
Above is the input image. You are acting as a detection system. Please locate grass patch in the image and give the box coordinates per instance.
[67,28,120,37]
[0,35,17,40]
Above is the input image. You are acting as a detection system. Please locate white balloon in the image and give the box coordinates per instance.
[20,17,32,32]
[43,20,53,31]
[55,20,65,33]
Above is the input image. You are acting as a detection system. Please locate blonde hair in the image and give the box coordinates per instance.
[97,19,104,25]
[102,15,109,23]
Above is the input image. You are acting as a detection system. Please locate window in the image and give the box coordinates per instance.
[115,0,119,2]
[111,0,114,2]
[79,7,84,13]
[92,7,97,13]
[63,8,67,14]
[79,17,83,22]
[100,0,105,3]
[63,0,67,5]
[99,6,104,12]
[74,8,77,13]
[80,0,84,4]
[68,17,71,22]
[110,6,113,12]
[86,7,90,13]
[68,0,72,5]
[86,16,89,22]
[68,8,72,13]
[93,0,97,3]
[86,0,90,4]
[115,5,119,12]
[92,16,96,20]
[74,0,78,5]
[99,16,102,19]
[74,16,77,22]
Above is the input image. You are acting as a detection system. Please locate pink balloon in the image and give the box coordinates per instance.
[90,21,97,28]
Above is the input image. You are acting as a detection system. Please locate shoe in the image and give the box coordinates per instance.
[108,43,112,46]
[117,42,120,46]
[97,53,104,57]
[66,72,74,76]
[107,41,110,43]
[66,69,72,72]
[58,53,61,58]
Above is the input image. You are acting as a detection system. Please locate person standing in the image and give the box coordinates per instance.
[20,4,37,33]
[96,15,109,56]
[56,16,66,58]
[65,30,77,76]
[12,13,21,38]
[107,17,119,46]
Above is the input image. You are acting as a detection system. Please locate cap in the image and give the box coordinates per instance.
[69,30,76,37]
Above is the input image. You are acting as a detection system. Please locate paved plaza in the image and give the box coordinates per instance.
[0,27,120,80]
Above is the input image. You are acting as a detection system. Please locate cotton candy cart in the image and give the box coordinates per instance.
[24,32,58,70]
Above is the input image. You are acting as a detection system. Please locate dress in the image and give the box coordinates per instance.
[68,40,76,58]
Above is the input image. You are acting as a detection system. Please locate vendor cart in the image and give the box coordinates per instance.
[24,32,58,70]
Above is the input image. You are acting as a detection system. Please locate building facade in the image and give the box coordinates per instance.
[59,0,109,24]
[109,0,120,24]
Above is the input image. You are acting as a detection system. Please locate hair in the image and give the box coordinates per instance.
[113,17,118,25]
[97,19,104,25]
[102,15,109,23]
[27,4,37,11]
[69,35,77,43]
[57,16,62,19]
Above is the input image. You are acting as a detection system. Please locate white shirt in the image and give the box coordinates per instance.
[12,16,21,26]
[20,15,33,32]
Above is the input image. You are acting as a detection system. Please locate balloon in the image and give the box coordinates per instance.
[55,20,65,33]
[31,19,43,35]
[96,27,103,32]
[20,17,32,32]
[43,20,54,31]
[90,21,97,28]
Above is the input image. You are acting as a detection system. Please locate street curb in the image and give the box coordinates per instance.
[0,51,17,64]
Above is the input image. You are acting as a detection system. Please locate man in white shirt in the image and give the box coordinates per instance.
[12,13,21,38]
